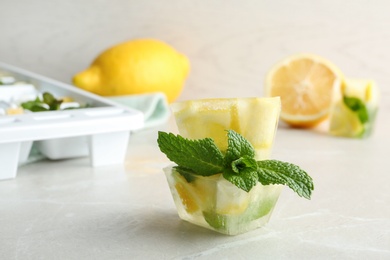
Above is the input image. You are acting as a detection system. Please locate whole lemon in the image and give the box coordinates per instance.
[72,39,190,103]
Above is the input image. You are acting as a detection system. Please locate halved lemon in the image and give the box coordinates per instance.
[265,54,343,127]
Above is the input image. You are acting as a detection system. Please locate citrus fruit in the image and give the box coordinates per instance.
[329,79,379,138]
[167,167,217,214]
[72,39,190,103]
[265,54,343,127]
[174,182,199,213]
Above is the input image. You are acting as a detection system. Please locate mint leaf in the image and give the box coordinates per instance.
[230,156,257,174]
[21,97,42,110]
[224,155,259,192]
[223,167,258,193]
[157,132,224,176]
[223,156,259,192]
[257,160,314,199]
[174,166,197,182]
[21,92,64,112]
[43,92,56,105]
[203,211,226,230]
[343,96,369,124]
[357,109,369,124]
[43,92,62,110]
[21,97,49,112]
[225,130,255,166]
[222,131,259,192]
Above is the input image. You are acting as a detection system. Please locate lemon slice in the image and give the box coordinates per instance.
[265,54,343,127]
[167,167,218,214]
[171,97,281,160]
[174,181,199,213]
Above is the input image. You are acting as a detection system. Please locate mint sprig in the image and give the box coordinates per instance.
[157,130,314,199]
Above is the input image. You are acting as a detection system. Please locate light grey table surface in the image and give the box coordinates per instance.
[1,0,389,259]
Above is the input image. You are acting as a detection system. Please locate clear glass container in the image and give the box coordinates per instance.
[164,166,283,235]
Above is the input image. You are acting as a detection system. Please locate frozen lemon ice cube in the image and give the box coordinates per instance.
[171,97,281,159]
[165,97,283,235]
[329,79,379,138]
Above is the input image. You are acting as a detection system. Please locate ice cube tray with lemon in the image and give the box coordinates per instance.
[158,97,314,235]
[329,79,379,138]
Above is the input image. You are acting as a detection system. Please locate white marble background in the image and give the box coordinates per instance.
[1,1,390,259]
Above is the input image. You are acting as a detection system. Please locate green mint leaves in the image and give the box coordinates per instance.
[343,96,369,124]
[157,130,314,199]
[21,92,63,112]
[256,160,314,199]
[157,132,224,176]
[225,130,255,163]
[222,130,259,192]
[21,92,89,112]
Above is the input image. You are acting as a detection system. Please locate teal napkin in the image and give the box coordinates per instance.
[108,92,170,130]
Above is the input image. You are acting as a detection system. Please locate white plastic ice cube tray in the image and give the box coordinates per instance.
[0,62,144,180]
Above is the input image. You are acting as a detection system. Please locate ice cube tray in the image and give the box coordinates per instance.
[0,62,144,180]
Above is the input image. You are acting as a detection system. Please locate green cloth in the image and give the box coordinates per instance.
[108,92,170,129]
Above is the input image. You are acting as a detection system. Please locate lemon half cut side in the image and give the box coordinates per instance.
[265,54,343,127]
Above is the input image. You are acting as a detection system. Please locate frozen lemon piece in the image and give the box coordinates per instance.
[329,79,379,138]
[171,97,281,160]
[215,177,251,215]
[165,167,218,219]
[61,96,74,103]
[174,181,199,213]
[6,107,24,115]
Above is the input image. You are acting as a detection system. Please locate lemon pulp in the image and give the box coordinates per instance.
[265,53,343,127]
